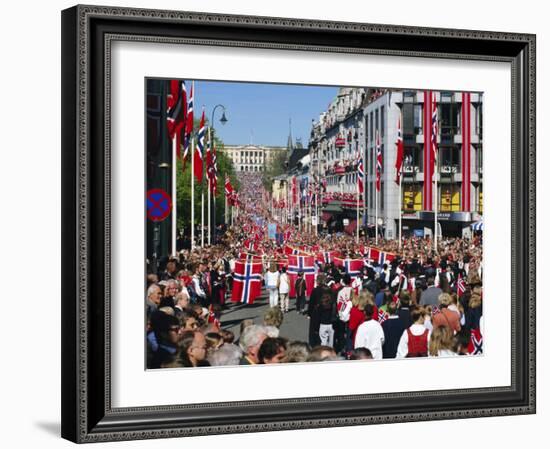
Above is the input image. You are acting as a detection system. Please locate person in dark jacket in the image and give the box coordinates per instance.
[307,275,329,347]
[382,301,407,358]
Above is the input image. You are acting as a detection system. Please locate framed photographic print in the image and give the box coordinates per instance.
[61,4,536,443]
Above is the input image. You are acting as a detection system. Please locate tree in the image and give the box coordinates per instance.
[175,120,239,234]
[262,150,287,192]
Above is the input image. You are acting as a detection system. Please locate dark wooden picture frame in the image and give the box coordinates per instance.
[61,4,536,443]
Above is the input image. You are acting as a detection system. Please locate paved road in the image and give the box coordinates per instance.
[220,290,310,343]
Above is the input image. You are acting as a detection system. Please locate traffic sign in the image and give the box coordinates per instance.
[146,188,172,222]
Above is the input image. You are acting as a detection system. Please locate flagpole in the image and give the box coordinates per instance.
[375,142,378,245]
[356,181,360,244]
[191,136,195,250]
[434,161,438,253]
[207,127,211,246]
[171,135,178,256]
[399,169,403,250]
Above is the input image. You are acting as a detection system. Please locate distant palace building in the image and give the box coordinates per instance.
[220,144,288,172]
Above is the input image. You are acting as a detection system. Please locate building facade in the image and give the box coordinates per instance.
[220,144,287,173]
[309,88,483,238]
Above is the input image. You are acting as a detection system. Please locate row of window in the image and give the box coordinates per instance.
[238,166,264,172]
[364,182,483,213]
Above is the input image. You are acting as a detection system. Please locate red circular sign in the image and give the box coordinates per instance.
[146,188,172,222]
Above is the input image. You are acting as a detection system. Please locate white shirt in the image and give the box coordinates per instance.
[396,324,432,359]
[354,319,385,360]
[265,271,280,289]
[278,273,290,294]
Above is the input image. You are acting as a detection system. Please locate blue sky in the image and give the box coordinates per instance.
[190,80,339,147]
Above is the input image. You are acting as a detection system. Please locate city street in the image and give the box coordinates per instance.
[220,291,309,343]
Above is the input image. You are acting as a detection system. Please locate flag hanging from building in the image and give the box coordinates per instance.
[183,84,193,167]
[194,109,205,182]
[287,255,316,297]
[376,130,382,191]
[394,116,404,184]
[231,261,263,304]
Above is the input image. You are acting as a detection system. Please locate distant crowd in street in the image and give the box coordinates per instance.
[146,172,483,368]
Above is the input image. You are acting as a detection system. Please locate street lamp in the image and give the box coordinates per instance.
[210,104,228,244]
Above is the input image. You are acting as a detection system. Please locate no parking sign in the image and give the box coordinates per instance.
[146,188,172,222]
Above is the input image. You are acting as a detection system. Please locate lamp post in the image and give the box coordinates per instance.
[209,104,228,245]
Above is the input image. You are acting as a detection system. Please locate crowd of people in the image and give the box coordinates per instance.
[146,173,483,369]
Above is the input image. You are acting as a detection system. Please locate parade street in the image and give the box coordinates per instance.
[220,291,309,342]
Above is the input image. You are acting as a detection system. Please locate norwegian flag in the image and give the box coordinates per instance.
[284,245,301,256]
[207,305,221,329]
[431,91,438,178]
[357,157,365,194]
[334,257,363,280]
[283,229,292,242]
[276,258,289,271]
[210,142,218,194]
[182,83,193,165]
[432,305,441,316]
[369,248,396,265]
[457,274,466,298]
[206,131,212,186]
[378,309,389,324]
[394,116,404,184]
[231,261,263,304]
[166,80,185,160]
[194,109,205,182]
[243,239,258,252]
[287,255,316,297]
[239,252,263,263]
[316,250,339,265]
[224,176,233,195]
[376,130,382,191]
[467,328,483,355]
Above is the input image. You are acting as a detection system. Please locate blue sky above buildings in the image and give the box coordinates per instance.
[190,80,339,147]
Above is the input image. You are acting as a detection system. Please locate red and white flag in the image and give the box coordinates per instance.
[334,257,363,280]
[357,157,365,194]
[231,261,263,304]
[369,248,396,265]
[182,83,193,165]
[376,130,382,191]
[394,116,404,184]
[316,250,340,265]
[287,255,316,297]
[457,274,466,298]
[194,109,205,182]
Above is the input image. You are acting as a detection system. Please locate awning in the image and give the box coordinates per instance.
[470,220,484,231]
[323,204,343,213]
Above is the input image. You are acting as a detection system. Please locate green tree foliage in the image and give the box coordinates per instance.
[262,150,288,192]
[175,123,238,234]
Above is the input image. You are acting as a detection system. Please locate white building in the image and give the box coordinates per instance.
[219,144,287,173]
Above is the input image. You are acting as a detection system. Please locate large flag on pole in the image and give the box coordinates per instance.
[182,84,193,166]
[166,80,185,158]
[194,109,205,182]
[231,261,263,304]
[431,91,438,178]
[394,116,404,184]
[357,156,365,194]
[287,255,316,297]
[376,130,382,191]
[206,127,213,189]
[211,142,218,194]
